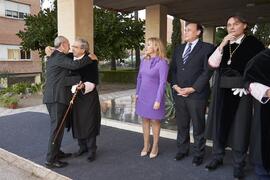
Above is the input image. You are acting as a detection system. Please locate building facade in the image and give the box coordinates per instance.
[0,0,41,87]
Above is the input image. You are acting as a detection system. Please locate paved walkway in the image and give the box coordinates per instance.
[0,89,256,180]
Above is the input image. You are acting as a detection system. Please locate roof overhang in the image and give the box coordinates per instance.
[94,0,270,26]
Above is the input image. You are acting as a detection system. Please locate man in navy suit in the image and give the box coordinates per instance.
[171,23,214,166]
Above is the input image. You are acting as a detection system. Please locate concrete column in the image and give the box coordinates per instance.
[57,0,94,52]
[203,26,215,44]
[145,4,167,46]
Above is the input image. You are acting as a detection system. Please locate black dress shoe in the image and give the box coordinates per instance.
[87,152,96,162]
[233,167,244,179]
[73,148,88,157]
[45,160,68,168]
[57,150,72,159]
[192,156,203,166]
[205,159,223,171]
[174,152,188,161]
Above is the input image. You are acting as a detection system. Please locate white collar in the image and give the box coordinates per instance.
[230,34,245,44]
[74,54,85,60]
[186,38,199,46]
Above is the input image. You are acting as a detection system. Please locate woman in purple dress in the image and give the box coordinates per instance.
[135,37,169,159]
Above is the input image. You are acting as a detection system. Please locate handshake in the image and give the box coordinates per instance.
[231,88,248,97]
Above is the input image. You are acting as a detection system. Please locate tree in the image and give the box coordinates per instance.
[170,17,181,59]
[94,7,145,70]
[215,27,227,45]
[17,2,57,57]
[251,23,270,47]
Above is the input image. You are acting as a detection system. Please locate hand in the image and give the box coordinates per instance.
[89,53,98,61]
[231,88,248,97]
[153,101,160,110]
[76,83,85,90]
[177,87,195,97]
[219,34,237,49]
[266,89,270,98]
[45,46,55,57]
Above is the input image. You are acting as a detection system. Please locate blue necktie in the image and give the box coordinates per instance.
[183,43,192,64]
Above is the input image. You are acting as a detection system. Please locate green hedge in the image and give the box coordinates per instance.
[99,70,138,84]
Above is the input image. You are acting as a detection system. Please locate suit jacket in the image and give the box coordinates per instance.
[171,40,214,99]
[43,50,93,105]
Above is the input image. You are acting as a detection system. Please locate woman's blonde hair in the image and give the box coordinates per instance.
[144,37,168,62]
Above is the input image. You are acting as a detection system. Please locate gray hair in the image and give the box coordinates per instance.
[75,38,89,53]
[54,36,68,48]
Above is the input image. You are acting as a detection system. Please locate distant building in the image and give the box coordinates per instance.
[0,0,41,87]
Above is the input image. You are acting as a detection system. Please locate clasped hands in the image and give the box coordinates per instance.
[174,86,195,97]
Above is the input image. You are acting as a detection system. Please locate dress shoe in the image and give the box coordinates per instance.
[205,159,223,171]
[73,148,88,157]
[140,145,151,157]
[87,152,96,162]
[45,160,68,168]
[192,156,203,166]
[149,147,158,159]
[57,150,72,159]
[174,152,188,161]
[233,167,244,179]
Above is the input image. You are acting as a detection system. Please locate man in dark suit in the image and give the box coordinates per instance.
[171,23,214,166]
[68,38,101,162]
[43,36,97,168]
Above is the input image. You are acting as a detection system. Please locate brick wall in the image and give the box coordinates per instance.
[0,0,41,74]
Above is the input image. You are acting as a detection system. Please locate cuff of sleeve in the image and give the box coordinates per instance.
[71,84,78,93]
[84,82,95,94]
[250,82,270,104]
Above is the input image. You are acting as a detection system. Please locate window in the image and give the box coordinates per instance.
[4,1,30,20]
[8,49,20,60]
[20,50,31,59]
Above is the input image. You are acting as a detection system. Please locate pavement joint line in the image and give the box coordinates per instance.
[0,148,71,180]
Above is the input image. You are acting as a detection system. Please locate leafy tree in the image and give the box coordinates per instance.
[17,2,57,57]
[251,23,270,47]
[94,7,145,70]
[170,17,181,59]
[215,27,227,45]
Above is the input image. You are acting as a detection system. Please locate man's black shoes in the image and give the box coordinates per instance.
[205,159,223,171]
[73,148,88,157]
[57,150,72,159]
[87,152,96,162]
[174,152,188,161]
[45,160,68,168]
[192,156,203,166]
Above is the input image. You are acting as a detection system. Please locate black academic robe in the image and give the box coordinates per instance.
[71,57,101,139]
[244,49,270,172]
[206,35,265,152]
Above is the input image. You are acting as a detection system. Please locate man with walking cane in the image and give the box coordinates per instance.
[43,36,97,168]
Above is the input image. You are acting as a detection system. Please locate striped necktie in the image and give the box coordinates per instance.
[183,43,192,64]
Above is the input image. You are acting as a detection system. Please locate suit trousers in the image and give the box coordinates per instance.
[175,96,207,157]
[46,103,68,162]
[78,137,97,153]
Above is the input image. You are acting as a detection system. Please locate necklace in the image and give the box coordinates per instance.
[227,36,246,65]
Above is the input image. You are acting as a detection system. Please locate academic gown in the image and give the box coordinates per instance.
[244,49,270,172]
[206,35,265,152]
[71,57,101,139]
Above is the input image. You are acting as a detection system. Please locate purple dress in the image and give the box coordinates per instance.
[135,56,169,120]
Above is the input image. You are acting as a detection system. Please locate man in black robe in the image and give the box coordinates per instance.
[205,15,265,179]
[244,48,270,179]
[70,38,101,162]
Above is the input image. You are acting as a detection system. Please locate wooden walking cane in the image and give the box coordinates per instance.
[52,81,82,145]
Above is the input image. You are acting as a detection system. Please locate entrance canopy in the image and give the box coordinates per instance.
[94,0,270,26]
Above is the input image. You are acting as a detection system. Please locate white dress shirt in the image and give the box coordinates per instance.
[249,82,270,104]
[182,38,199,58]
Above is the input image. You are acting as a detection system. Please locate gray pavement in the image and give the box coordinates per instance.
[0,89,257,180]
